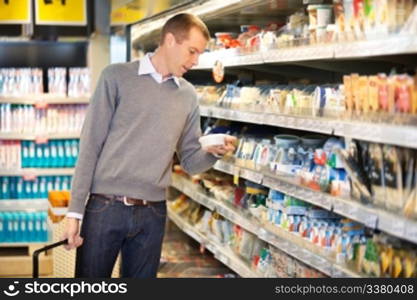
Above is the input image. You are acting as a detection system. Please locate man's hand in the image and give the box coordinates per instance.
[204,135,237,157]
[63,217,83,250]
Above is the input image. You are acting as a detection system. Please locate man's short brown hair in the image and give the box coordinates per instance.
[160,13,210,45]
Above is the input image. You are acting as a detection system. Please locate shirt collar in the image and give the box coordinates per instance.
[138,53,180,87]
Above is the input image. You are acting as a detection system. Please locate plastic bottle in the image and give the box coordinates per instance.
[41,211,48,242]
[64,140,71,167]
[43,141,50,168]
[16,177,24,199]
[11,212,19,242]
[34,212,42,242]
[0,212,4,243]
[9,177,17,199]
[23,179,33,199]
[4,212,11,242]
[57,140,65,167]
[1,177,9,199]
[21,141,29,168]
[27,212,34,242]
[50,140,58,167]
[17,212,26,242]
[54,176,61,191]
[35,143,43,168]
[47,176,54,194]
[72,139,79,166]
[28,141,36,168]
[38,176,46,199]
[32,178,39,199]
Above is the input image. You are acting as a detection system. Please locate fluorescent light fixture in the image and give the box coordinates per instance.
[131,0,242,41]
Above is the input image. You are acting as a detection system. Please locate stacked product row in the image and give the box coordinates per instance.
[0,67,91,97]
[206,0,416,53]
[0,211,49,243]
[201,119,417,220]
[0,176,72,200]
[173,167,417,277]
[0,140,79,169]
[196,72,417,122]
[0,104,87,134]
[169,191,327,278]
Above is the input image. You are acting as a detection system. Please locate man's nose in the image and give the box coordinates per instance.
[191,54,199,66]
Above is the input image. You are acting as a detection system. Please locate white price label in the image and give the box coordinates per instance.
[258,227,269,240]
[333,200,347,215]
[406,129,417,148]
[388,219,405,237]
[248,170,263,184]
[183,186,192,197]
[404,223,417,243]
[360,211,378,229]
[287,117,295,127]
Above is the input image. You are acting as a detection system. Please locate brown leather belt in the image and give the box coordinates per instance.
[92,193,158,206]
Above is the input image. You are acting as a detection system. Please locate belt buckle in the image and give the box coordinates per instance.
[123,196,134,206]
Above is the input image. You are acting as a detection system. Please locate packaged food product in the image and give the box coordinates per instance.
[395,75,413,114]
[358,75,369,114]
[353,0,365,38]
[412,75,417,114]
[344,0,355,36]
[403,159,417,219]
[383,146,404,213]
[368,143,386,208]
[351,73,360,113]
[344,75,354,114]
[368,75,379,113]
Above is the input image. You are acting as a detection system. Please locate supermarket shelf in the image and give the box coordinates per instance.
[0,168,75,176]
[171,174,360,277]
[0,96,90,105]
[194,35,417,69]
[200,105,417,149]
[167,207,261,278]
[213,160,417,244]
[0,132,81,140]
[171,173,258,234]
[199,105,333,134]
[0,199,48,211]
[0,242,50,247]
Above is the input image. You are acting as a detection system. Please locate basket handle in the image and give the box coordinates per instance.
[33,239,68,278]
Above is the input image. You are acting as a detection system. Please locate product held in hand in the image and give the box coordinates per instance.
[199,134,226,149]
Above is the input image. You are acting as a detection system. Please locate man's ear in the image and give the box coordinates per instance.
[165,32,176,47]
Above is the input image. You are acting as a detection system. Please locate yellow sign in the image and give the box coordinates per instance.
[111,5,145,25]
[0,0,31,24]
[35,0,86,26]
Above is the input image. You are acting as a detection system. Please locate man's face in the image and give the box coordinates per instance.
[165,27,207,77]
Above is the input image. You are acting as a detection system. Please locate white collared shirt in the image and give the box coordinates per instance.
[138,53,180,87]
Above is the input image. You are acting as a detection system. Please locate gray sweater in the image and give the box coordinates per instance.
[69,61,217,216]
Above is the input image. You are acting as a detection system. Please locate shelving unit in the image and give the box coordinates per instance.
[0,96,90,105]
[171,173,361,277]
[213,159,417,244]
[0,199,48,211]
[167,206,262,278]
[0,168,75,176]
[195,36,417,69]
[200,106,417,149]
[0,132,81,140]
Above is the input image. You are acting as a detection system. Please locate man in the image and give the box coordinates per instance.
[64,13,236,278]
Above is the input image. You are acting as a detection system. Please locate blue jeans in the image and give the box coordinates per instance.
[75,194,167,278]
